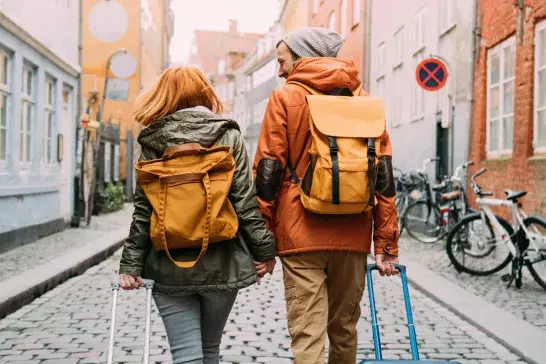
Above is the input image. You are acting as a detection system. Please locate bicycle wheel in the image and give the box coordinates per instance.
[396,194,408,234]
[521,216,546,290]
[446,213,513,276]
[403,200,444,243]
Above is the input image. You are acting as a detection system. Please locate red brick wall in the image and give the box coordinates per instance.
[309,0,365,81]
[469,0,546,219]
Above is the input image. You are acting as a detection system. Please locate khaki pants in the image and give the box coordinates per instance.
[281,251,367,364]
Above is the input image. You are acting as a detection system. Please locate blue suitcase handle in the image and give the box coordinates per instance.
[366,264,419,361]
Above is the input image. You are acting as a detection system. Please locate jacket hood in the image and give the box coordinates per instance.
[137,109,240,157]
[286,57,361,92]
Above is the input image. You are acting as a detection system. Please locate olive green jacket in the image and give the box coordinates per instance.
[119,107,276,294]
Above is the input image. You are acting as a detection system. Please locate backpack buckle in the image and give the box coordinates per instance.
[328,136,339,154]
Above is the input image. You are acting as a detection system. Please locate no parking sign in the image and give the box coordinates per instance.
[415,58,448,91]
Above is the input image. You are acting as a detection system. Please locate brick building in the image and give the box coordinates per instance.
[308,0,369,87]
[469,0,546,217]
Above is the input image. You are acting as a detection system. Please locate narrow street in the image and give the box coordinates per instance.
[0,245,531,364]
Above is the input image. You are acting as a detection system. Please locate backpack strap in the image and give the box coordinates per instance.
[367,138,376,207]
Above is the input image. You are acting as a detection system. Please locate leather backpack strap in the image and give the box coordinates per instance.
[157,173,212,269]
[163,143,203,158]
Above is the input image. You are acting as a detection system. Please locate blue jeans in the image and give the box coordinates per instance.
[153,291,238,364]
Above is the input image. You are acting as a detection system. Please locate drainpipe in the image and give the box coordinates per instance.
[467,0,480,182]
[70,0,84,228]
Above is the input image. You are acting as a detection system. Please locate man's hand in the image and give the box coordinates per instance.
[119,274,145,290]
[254,259,276,280]
[376,254,399,277]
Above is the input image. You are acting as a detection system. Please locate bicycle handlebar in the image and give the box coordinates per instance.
[451,160,474,182]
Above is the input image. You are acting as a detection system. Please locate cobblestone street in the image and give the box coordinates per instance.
[0,247,531,364]
[399,235,546,331]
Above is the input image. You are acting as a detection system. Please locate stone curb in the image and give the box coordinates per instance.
[399,256,546,364]
[0,229,127,319]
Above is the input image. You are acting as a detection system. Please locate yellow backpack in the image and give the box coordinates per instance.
[135,143,239,268]
[287,81,386,214]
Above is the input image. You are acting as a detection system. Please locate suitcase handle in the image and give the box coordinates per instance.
[366,264,419,361]
[108,279,155,364]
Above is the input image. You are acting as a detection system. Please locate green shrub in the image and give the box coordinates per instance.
[102,182,125,213]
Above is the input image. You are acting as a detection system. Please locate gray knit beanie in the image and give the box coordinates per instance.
[282,27,343,58]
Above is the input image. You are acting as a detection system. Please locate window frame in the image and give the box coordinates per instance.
[352,0,360,26]
[43,76,56,164]
[313,0,319,14]
[391,66,404,128]
[0,48,11,163]
[486,36,516,156]
[413,7,426,54]
[412,50,426,120]
[340,0,348,38]
[376,42,385,77]
[393,28,404,69]
[534,20,546,152]
[328,11,337,32]
[20,63,36,164]
[439,0,457,36]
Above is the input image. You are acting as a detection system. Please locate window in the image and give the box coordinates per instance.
[376,42,385,77]
[487,37,515,155]
[114,144,120,181]
[376,76,387,123]
[391,67,404,127]
[353,0,360,26]
[340,0,348,38]
[412,51,425,119]
[413,7,426,53]
[328,11,337,32]
[217,60,226,75]
[0,49,10,161]
[439,0,456,34]
[535,21,546,150]
[43,77,55,164]
[20,64,35,163]
[104,141,111,182]
[313,0,319,14]
[393,28,404,68]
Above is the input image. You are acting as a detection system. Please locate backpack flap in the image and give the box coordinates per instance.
[306,95,386,138]
[302,96,386,214]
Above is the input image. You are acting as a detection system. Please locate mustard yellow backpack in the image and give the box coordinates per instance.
[286,81,386,214]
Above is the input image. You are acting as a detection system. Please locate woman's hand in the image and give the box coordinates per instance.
[254,259,276,280]
[119,274,145,290]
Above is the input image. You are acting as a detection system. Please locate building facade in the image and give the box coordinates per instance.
[81,0,173,206]
[469,0,546,217]
[187,20,262,118]
[278,0,309,33]
[0,0,81,251]
[369,0,476,182]
[233,24,284,161]
[309,0,369,87]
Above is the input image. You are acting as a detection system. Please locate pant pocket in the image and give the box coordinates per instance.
[284,281,301,337]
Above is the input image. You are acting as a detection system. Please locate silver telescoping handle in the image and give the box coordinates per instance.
[107,279,155,364]
[143,279,154,364]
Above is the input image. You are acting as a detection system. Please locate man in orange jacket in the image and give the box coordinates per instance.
[253,27,400,364]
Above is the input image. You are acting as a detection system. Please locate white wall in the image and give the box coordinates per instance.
[0,0,80,67]
[369,0,475,178]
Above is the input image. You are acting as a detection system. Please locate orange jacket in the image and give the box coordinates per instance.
[252,57,399,257]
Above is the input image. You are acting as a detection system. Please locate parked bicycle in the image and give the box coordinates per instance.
[446,168,546,290]
[402,160,474,243]
[395,158,439,235]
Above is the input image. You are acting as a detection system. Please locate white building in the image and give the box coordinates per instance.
[0,0,80,251]
[369,0,476,180]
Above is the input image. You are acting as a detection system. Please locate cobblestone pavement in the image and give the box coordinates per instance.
[0,249,530,364]
[0,204,133,282]
[399,234,546,331]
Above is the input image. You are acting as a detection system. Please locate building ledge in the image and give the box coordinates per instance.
[528,155,546,164]
[483,156,512,164]
[0,184,58,197]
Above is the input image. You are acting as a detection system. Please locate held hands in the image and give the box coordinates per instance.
[119,274,145,290]
[376,254,400,277]
[254,259,276,284]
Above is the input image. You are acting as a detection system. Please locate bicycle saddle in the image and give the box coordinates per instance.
[504,189,527,201]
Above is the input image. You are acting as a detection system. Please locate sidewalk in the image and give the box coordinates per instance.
[0,204,133,319]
